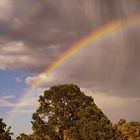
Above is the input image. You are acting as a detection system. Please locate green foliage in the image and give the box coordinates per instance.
[0,118,13,140]
[16,132,50,140]
[31,132,51,140]
[16,84,140,140]
[114,119,140,140]
[31,84,115,140]
[16,133,32,140]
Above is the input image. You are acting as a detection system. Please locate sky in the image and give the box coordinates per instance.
[0,0,140,138]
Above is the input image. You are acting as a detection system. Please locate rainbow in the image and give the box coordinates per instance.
[6,15,140,123]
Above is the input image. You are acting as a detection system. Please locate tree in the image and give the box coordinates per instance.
[17,132,50,140]
[32,84,115,140]
[114,119,140,140]
[30,132,50,140]
[0,118,13,140]
[16,133,32,140]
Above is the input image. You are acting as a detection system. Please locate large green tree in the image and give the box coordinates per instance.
[32,84,115,140]
[0,118,12,140]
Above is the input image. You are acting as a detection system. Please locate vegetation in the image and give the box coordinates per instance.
[0,118,13,140]
[114,119,140,140]
[31,84,115,140]
[2,84,139,140]
[17,133,31,140]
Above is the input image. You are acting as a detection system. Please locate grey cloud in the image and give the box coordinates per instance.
[0,0,140,72]
[0,0,140,121]
[0,94,37,108]
[0,41,62,71]
[26,25,140,98]
[1,0,140,47]
[2,0,139,114]
[86,92,140,121]
[0,0,139,61]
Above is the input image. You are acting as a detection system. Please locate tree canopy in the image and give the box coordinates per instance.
[16,133,31,140]
[31,84,115,140]
[16,84,140,140]
[0,118,12,140]
[114,119,140,140]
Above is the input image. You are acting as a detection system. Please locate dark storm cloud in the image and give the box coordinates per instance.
[0,0,140,94]
[0,0,140,121]
[25,23,140,121]
[1,0,140,49]
[26,25,140,97]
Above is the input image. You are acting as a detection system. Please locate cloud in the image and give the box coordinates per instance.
[25,24,140,97]
[86,91,140,109]
[0,95,14,100]
[0,41,55,71]
[0,100,15,107]
[83,89,140,121]
[0,0,140,72]
[23,23,140,121]
[0,95,15,107]
[0,0,140,122]
[15,97,38,108]
[0,0,13,21]
[16,108,35,114]
[25,73,55,86]
[0,94,38,108]
[15,77,22,83]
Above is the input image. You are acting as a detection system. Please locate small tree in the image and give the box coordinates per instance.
[114,119,140,140]
[0,118,12,140]
[32,84,115,140]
